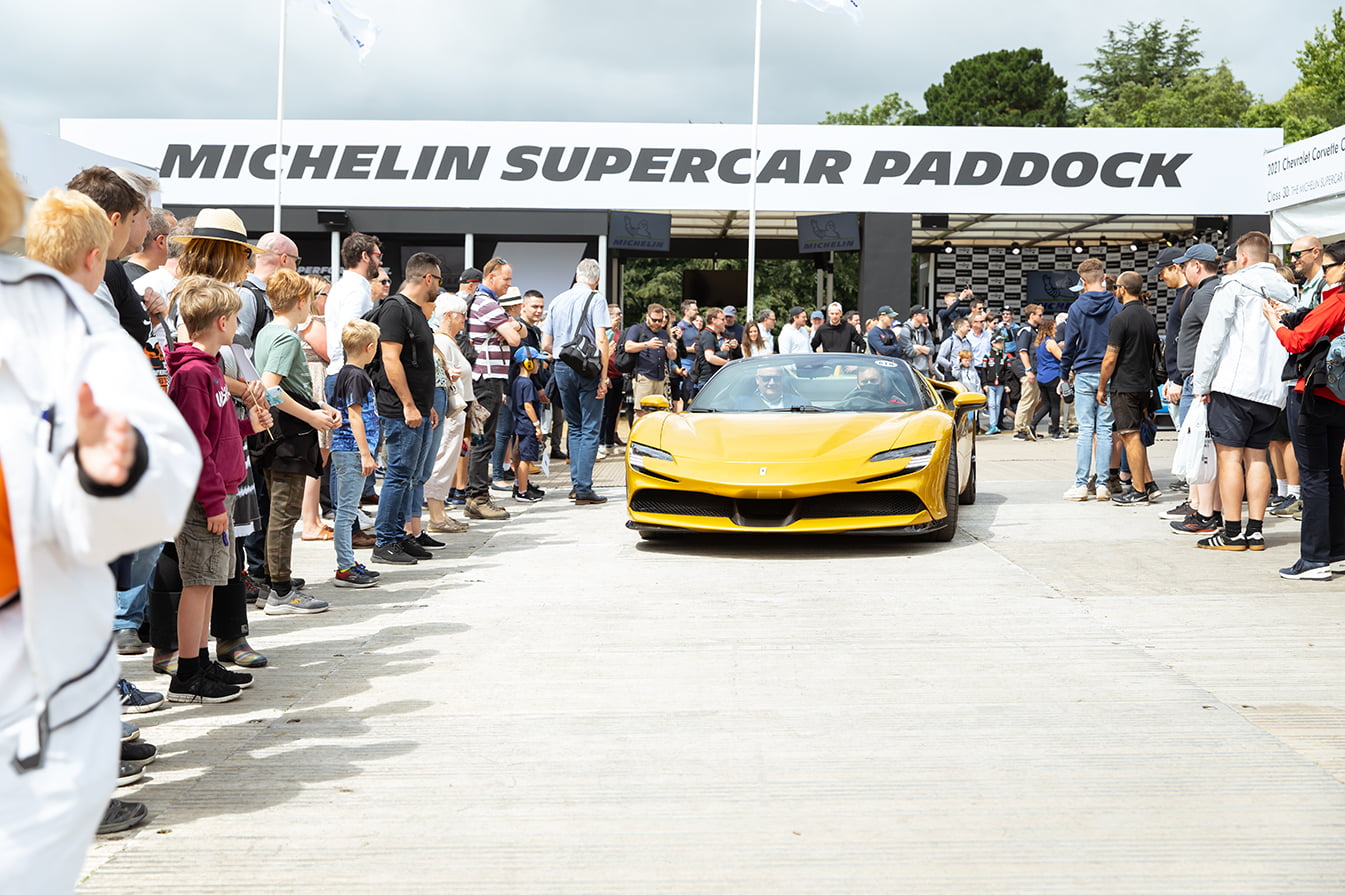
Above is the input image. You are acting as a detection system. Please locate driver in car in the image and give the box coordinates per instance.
[841,368,900,406]
[735,365,802,410]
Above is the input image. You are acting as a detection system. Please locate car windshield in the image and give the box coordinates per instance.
[690,355,930,413]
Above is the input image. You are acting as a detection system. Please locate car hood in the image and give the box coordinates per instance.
[650,410,941,463]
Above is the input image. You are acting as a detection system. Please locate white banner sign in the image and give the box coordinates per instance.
[59,119,1281,215]
[1263,124,1345,210]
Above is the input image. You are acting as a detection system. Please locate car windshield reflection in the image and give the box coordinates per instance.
[690,355,929,413]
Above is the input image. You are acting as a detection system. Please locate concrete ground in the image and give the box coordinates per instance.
[83,432,1345,893]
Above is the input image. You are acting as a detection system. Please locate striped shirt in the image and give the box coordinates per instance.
[466,287,512,379]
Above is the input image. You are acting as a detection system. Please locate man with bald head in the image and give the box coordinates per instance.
[234,231,299,352]
[1290,235,1325,309]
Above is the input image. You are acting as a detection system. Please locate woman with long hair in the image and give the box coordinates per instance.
[742,320,770,357]
[1263,240,1345,579]
[1032,318,1065,439]
[299,275,333,541]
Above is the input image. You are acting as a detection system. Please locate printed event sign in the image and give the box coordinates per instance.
[60,120,1281,215]
[1263,123,1345,210]
[797,212,859,252]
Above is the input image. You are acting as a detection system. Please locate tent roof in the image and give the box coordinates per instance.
[643,210,1207,248]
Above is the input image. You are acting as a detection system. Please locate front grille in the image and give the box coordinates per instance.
[802,492,926,518]
[630,490,733,517]
[632,488,925,525]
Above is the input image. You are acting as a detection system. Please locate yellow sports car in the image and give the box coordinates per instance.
[625,353,985,539]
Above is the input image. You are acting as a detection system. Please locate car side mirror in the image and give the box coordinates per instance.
[639,395,670,410]
[952,392,986,409]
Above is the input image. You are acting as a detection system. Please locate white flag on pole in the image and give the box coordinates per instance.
[307,0,380,62]
[785,0,862,23]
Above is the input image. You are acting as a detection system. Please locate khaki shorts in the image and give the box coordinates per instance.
[176,495,236,588]
[632,374,667,404]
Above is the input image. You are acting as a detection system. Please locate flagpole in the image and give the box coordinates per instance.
[747,0,763,324]
[273,0,287,234]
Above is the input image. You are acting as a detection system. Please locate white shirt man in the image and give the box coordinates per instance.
[777,306,812,354]
[325,233,383,380]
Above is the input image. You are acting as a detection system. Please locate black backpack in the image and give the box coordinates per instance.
[457,291,482,369]
[612,322,641,374]
[362,296,421,382]
[236,280,272,347]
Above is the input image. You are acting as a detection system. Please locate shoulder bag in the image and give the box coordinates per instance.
[558,290,602,379]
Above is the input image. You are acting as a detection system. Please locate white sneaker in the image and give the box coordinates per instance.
[1095,485,1110,500]
[1062,485,1090,501]
[355,509,375,532]
[596,445,609,459]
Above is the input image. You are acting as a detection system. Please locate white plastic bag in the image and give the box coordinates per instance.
[1172,399,1216,484]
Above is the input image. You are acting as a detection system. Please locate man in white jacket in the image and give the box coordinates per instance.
[1190,231,1293,552]
[0,135,200,892]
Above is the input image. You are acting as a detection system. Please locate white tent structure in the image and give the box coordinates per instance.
[2,121,159,252]
[1266,124,1345,246]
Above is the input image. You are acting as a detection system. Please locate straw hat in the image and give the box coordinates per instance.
[498,286,524,306]
[172,208,263,253]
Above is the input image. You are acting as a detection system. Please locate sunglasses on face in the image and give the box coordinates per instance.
[1324,261,1343,271]
[377,279,391,285]
[1290,249,1318,260]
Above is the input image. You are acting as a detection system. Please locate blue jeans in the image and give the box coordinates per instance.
[375,415,434,546]
[491,388,513,479]
[413,388,449,517]
[331,450,365,569]
[1176,374,1195,428]
[553,363,602,494]
[327,372,376,500]
[114,542,163,631]
[985,385,1004,429]
[1073,370,1113,487]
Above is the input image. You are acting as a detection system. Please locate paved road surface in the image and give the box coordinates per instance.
[82,434,1345,893]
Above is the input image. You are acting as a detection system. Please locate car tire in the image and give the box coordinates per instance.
[929,449,958,542]
[958,453,977,505]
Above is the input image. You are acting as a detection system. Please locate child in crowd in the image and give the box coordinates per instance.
[165,275,272,703]
[956,349,983,431]
[510,346,546,503]
[329,319,383,587]
[979,335,1008,434]
[253,269,340,614]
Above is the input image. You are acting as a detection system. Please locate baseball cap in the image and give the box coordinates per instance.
[788,305,805,318]
[723,305,738,317]
[810,310,824,320]
[1146,246,1186,277]
[459,267,483,284]
[877,305,897,317]
[1222,244,1238,262]
[1069,280,1085,293]
[513,346,544,363]
[1173,244,1220,265]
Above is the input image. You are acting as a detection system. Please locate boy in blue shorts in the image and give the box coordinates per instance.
[511,347,546,503]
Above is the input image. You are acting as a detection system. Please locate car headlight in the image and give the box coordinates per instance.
[630,442,674,469]
[869,442,936,471]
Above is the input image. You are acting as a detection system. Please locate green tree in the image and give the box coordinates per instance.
[914,48,1069,127]
[1243,83,1338,144]
[1296,7,1345,105]
[1077,19,1202,106]
[820,91,916,126]
[1083,63,1255,128]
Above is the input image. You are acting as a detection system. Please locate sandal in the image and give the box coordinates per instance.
[217,638,268,668]
[301,528,334,541]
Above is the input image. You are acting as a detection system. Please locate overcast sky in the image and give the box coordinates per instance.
[2,0,1338,137]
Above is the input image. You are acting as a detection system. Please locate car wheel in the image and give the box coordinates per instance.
[929,449,958,542]
[958,452,977,505]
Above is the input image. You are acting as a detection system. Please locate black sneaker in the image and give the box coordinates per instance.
[414,531,446,550]
[1171,512,1221,535]
[205,660,253,689]
[117,761,144,787]
[1111,488,1150,505]
[400,536,433,559]
[98,799,147,835]
[1145,482,1163,500]
[1245,530,1266,551]
[1279,558,1332,580]
[526,484,546,498]
[120,740,157,765]
[167,671,241,704]
[574,491,608,505]
[1106,474,1124,495]
[1160,500,1194,521]
[1197,531,1247,551]
[371,541,418,565]
[513,487,542,503]
[1013,430,1035,442]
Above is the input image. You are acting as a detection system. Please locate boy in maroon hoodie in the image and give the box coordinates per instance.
[165,275,272,704]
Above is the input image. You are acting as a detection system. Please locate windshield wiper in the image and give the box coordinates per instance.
[689,406,719,413]
[790,404,835,413]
